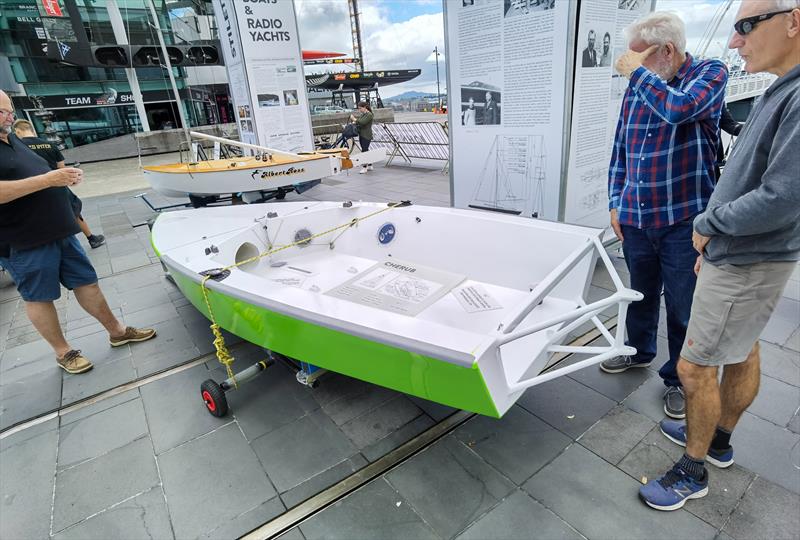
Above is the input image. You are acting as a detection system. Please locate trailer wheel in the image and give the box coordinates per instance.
[200,379,228,417]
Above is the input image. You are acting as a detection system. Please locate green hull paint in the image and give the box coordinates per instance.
[170,270,500,417]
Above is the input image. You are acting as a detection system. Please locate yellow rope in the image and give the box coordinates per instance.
[199,202,406,386]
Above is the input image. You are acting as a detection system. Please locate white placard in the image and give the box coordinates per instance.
[212,0,314,153]
[446,0,571,220]
[563,0,655,227]
[453,284,503,313]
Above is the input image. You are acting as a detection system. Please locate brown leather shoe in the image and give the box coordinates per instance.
[109,326,156,347]
[57,350,93,374]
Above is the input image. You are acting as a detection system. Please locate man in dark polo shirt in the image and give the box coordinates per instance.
[0,90,155,374]
[12,119,105,249]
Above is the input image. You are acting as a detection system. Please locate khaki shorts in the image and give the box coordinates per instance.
[681,260,795,366]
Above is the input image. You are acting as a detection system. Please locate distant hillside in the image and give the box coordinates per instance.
[384,91,438,102]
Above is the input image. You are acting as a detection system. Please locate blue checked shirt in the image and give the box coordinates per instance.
[608,54,728,229]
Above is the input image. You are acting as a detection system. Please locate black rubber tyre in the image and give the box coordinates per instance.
[200,379,228,417]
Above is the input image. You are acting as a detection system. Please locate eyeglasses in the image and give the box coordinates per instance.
[734,9,794,35]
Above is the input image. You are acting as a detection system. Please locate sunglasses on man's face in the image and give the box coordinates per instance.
[734,9,794,35]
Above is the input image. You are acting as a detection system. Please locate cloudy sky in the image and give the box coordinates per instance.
[295,0,742,98]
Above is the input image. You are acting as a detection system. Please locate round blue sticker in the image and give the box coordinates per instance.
[378,223,396,245]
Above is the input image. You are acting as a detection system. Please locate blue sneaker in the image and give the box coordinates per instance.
[659,419,734,468]
[639,464,708,511]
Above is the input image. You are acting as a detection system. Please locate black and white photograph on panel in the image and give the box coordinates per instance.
[283,89,299,106]
[240,119,253,132]
[257,93,280,107]
[618,0,645,9]
[580,28,601,67]
[504,0,555,17]
[461,0,495,7]
[460,83,501,126]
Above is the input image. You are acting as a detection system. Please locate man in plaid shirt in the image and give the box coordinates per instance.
[600,12,728,419]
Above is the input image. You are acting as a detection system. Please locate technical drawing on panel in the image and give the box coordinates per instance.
[469,135,546,218]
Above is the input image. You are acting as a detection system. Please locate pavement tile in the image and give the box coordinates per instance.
[52,487,174,540]
[280,454,368,509]
[251,409,358,493]
[760,341,800,387]
[360,413,435,462]
[117,282,172,315]
[140,364,228,454]
[0,338,54,372]
[617,426,756,529]
[578,405,655,465]
[761,298,800,346]
[0,367,62,430]
[52,437,160,532]
[64,308,123,339]
[784,328,800,353]
[568,360,653,402]
[516,376,617,438]
[60,388,140,426]
[122,301,180,327]
[198,496,286,540]
[0,354,59,386]
[621,373,670,423]
[0,420,58,540]
[385,435,515,539]
[789,411,800,434]
[225,361,320,442]
[747,375,800,427]
[61,356,136,406]
[455,489,582,540]
[58,398,149,470]
[299,478,438,540]
[408,394,458,421]
[524,444,717,539]
[723,477,800,540]
[454,405,572,484]
[159,423,276,539]
[339,395,423,449]
[111,252,152,274]
[321,381,399,426]
[276,528,305,540]
[730,412,800,494]
[128,318,198,377]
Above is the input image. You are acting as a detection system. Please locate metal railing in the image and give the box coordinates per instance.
[370,121,450,170]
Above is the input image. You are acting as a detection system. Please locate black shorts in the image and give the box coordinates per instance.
[69,190,82,217]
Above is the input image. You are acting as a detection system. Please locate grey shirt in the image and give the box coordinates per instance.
[694,64,800,265]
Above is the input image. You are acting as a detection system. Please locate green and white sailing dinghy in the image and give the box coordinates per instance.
[151,201,641,418]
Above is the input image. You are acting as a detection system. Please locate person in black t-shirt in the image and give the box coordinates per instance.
[13,120,105,249]
[0,90,155,375]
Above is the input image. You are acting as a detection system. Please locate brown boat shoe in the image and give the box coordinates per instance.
[57,350,93,374]
[109,326,157,347]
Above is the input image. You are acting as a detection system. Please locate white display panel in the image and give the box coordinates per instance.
[212,0,314,153]
[563,0,655,227]
[446,0,571,221]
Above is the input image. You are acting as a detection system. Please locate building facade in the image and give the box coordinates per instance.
[0,0,231,148]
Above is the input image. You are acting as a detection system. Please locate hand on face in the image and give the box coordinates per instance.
[615,44,658,78]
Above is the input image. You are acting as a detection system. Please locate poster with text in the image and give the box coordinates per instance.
[446,0,570,220]
[212,0,313,153]
[563,0,655,227]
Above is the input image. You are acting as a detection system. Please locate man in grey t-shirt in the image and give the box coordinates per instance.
[640,0,800,511]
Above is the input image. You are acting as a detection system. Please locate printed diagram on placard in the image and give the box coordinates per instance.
[581,189,607,210]
[469,135,546,218]
[580,167,606,186]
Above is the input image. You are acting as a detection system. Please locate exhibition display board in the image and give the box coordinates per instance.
[445,0,572,220]
[563,0,656,227]
[212,0,314,153]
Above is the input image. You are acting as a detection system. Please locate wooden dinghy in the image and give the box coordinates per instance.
[142,132,384,202]
[151,201,641,417]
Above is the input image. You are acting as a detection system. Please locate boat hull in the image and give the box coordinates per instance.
[166,262,501,416]
[143,155,338,198]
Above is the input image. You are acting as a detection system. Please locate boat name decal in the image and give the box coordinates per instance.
[259,167,306,179]
[384,261,415,273]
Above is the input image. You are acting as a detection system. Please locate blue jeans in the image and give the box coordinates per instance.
[621,221,697,387]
